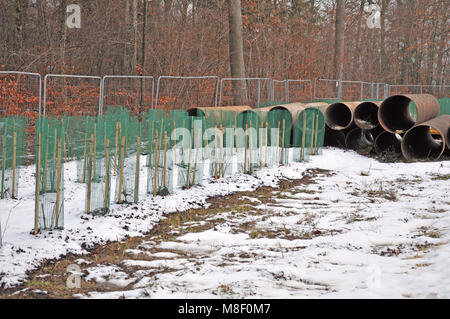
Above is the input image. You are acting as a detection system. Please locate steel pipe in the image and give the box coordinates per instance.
[354,101,381,130]
[345,127,375,155]
[374,131,402,155]
[401,115,450,161]
[325,102,361,130]
[378,94,440,134]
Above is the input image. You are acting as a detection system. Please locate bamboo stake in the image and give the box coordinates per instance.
[276,121,280,164]
[163,132,167,189]
[104,139,110,211]
[1,120,6,199]
[118,136,126,203]
[43,123,49,191]
[265,122,268,167]
[134,135,140,204]
[259,120,263,169]
[153,130,159,197]
[302,112,307,161]
[34,133,41,235]
[192,129,201,185]
[114,122,119,175]
[314,113,319,155]
[93,122,97,179]
[187,123,194,189]
[310,114,316,156]
[173,120,176,165]
[12,132,16,198]
[86,134,94,213]
[214,127,218,179]
[220,124,224,178]
[234,114,238,153]
[244,124,248,173]
[249,120,253,173]
[54,138,62,227]
[281,119,285,164]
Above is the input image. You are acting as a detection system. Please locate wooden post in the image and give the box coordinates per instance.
[302,112,307,161]
[86,134,94,213]
[118,136,126,203]
[153,130,159,197]
[93,122,97,179]
[54,138,62,227]
[34,133,42,235]
[104,139,110,211]
[134,135,140,204]
[11,132,16,198]
[310,114,315,156]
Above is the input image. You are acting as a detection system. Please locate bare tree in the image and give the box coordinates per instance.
[227,0,248,105]
[334,0,345,80]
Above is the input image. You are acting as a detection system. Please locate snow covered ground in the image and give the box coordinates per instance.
[0,148,449,298]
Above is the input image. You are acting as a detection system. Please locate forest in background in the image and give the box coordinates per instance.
[0,0,448,86]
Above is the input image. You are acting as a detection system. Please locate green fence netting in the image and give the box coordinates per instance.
[85,116,114,215]
[293,108,325,161]
[114,112,141,204]
[1,117,27,199]
[439,98,450,115]
[34,117,65,232]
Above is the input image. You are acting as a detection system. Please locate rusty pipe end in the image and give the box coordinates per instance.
[345,128,375,155]
[401,115,450,161]
[325,102,354,130]
[374,131,402,155]
[354,102,380,130]
[378,94,440,134]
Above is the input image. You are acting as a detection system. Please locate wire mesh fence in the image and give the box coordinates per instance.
[155,76,219,110]
[219,78,273,108]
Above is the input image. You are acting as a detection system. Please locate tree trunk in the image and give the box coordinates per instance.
[7,0,25,68]
[334,0,345,80]
[124,0,138,75]
[227,0,248,105]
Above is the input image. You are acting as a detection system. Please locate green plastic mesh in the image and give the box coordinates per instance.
[114,112,141,204]
[177,116,204,189]
[85,116,114,215]
[293,108,325,162]
[146,110,176,196]
[439,98,450,115]
[1,117,27,199]
[35,117,65,231]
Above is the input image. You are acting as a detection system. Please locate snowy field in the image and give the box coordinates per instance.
[0,148,449,298]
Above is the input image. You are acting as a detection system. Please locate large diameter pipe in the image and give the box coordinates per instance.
[374,131,402,155]
[354,101,381,130]
[325,102,361,131]
[378,94,440,134]
[345,127,375,155]
[401,115,450,161]
[324,126,347,148]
